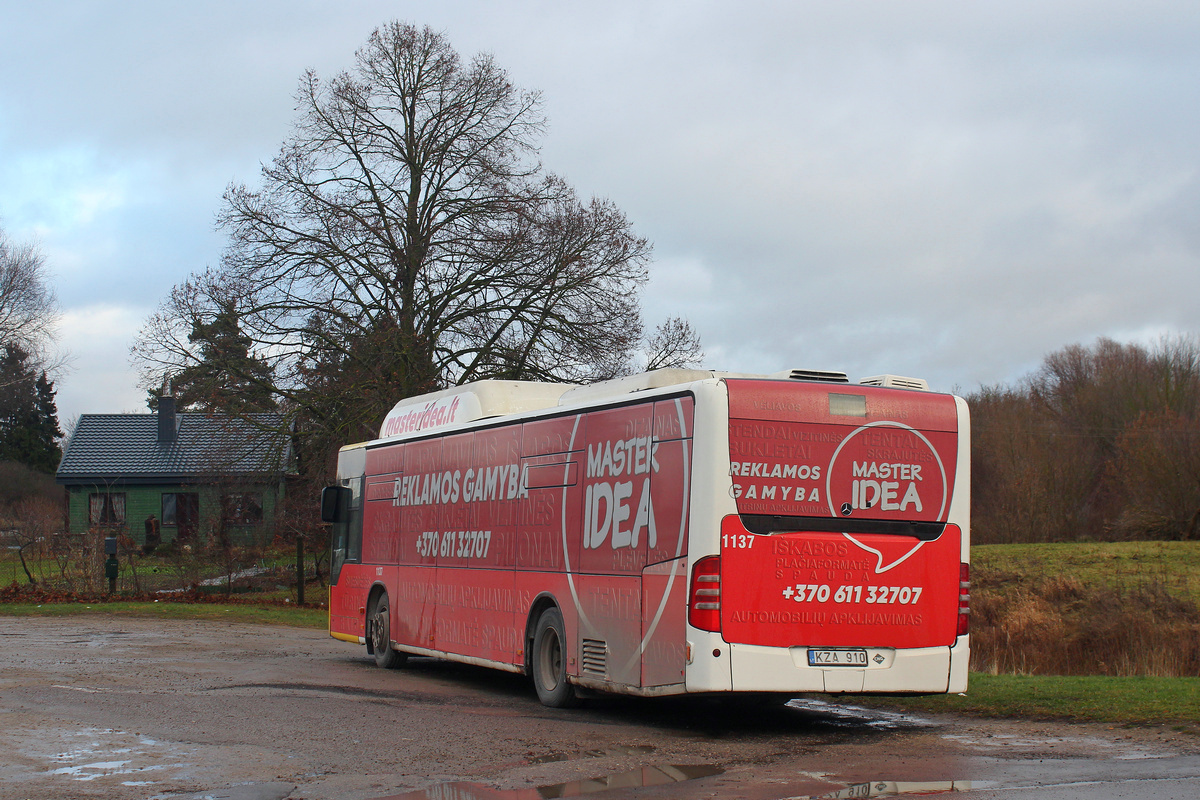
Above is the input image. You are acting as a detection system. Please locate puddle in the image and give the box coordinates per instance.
[373,764,724,799]
[22,726,194,786]
[941,730,1174,760]
[793,781,971,799]
[784,699,934,730]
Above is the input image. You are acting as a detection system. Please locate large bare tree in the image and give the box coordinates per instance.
[0,229,58,372]
[134,22,699,474]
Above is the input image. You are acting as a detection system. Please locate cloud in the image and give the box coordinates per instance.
[4,0,1200,423]
[55,304,150,417]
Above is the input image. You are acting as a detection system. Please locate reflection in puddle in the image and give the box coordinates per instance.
[38,727,189,785]
[524,745,656,765]
[374,764,724,799]
[799,781,971,799]
[784,699,934,730]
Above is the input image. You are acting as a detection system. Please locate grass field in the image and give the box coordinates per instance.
[969,540,1200,678]
[973,540,1200,604]
[856,673,1200,727]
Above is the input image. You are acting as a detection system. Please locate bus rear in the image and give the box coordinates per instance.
[687,376,969,695]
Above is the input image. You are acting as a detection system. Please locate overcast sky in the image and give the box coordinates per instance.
[3,1,1199,424]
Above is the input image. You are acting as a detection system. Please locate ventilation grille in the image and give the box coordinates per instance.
[774,369,850,383]
[581,639,608,676]
[858,374,930,391]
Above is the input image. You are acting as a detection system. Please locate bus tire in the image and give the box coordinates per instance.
[532,607,579,708]
[368,594,406,670]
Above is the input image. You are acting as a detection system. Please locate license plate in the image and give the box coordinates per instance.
[807,648,868,667]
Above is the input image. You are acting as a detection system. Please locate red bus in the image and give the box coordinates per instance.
[322,368,970,707]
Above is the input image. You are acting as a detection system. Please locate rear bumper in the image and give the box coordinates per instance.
[686,634,969,694]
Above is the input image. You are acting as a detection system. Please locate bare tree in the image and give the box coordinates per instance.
[0,229,59,378]
[2,496,60,585]
[134,22,699,478]
[642,316,704,372]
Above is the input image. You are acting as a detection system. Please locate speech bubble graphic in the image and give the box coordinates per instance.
[825,421,948,574]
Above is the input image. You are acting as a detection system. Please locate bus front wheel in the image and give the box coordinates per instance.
[368,594,407,670]
[532,607,579,708]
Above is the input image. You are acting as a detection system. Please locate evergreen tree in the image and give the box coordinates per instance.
[0,344,63,473]
[148,298,277,413]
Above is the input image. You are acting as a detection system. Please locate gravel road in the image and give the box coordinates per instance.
[2,616,1198,800]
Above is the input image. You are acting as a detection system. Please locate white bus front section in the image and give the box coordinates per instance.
[681,382,970,696]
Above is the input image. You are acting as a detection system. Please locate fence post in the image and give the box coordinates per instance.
[296,535,305,606]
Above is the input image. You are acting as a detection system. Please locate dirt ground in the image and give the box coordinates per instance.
[2,615,1199,800]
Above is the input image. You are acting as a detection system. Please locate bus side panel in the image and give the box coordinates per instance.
[434,427,521,663]
[361,444,410,647]
[391,565,432,648]
[519,413,580,576]
[640,396,694,688]
[574,404,653,686]
[570,399,695,690]
[516,569,577,669]
[574,573,643,686]
[517,413,583,673]
[641,557,688,687]
[577,404,654,575]
[434,567,518,663]
[395,438,442,650]
[648,398,694,567]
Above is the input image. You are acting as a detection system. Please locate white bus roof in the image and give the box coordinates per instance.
[379,380,577,438]
[377,368,930,438]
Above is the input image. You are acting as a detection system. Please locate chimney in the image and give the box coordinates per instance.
[158,394,177,445]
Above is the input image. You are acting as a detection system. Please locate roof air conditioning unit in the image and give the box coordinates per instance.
[858,374,930,391]
[771,369,850,383]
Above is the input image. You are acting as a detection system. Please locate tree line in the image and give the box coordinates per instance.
[970,336,1200,544]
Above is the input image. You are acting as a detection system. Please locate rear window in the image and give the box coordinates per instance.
[726,380,958,523]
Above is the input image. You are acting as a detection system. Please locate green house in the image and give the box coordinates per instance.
[55,397,291,549]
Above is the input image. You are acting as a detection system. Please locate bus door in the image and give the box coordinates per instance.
[328,447,366,641]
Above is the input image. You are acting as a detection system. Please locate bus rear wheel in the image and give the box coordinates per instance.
[368,594,407,670]
[532,607,579,708]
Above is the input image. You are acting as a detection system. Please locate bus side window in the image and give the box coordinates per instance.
[346,476,364,563]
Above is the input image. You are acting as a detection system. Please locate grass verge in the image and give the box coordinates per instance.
[0,601,327,628]
[856,672,1200,727]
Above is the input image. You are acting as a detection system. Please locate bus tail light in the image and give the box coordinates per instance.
[689,556,722,632]
[957,562,970,637]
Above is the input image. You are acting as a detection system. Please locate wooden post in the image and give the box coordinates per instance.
[296,535,305,606]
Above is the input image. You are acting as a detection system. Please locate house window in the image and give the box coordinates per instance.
[89,493,127,525]
[222,492,263,524]
[162,492,200,538]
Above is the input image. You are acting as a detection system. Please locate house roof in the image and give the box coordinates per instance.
[56,412,292,486]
